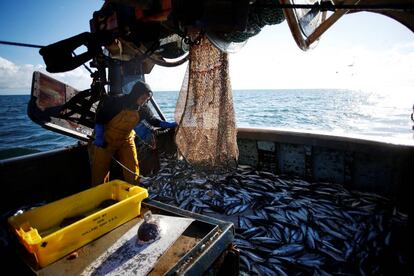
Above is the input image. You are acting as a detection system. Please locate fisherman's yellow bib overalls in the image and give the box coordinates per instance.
[91,109,140,186]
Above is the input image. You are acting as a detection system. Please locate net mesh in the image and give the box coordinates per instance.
[174,36,239,172]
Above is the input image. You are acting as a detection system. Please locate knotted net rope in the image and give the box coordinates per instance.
[174,35,239,172]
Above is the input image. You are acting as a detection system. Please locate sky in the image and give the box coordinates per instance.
[0,1,413,96]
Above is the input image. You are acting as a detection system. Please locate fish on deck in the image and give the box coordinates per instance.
[140,154,409,275]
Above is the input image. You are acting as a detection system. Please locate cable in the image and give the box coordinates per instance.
[0,40,44,48]
[0,39,94,74]
[71,51,93,74]
[260,2,414,12]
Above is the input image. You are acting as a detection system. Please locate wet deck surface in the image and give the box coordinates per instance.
[140,155,409,275]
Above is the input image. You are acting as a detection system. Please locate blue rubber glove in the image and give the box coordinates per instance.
[93,124,105,147]
[134,122,152,142]
[159,121,177,128]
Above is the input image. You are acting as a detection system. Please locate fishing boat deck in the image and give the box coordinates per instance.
[1,127,412,274]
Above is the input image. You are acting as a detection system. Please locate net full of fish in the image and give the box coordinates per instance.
[140,153,409,275]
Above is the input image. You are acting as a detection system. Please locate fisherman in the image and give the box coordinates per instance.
[123,77,177,175]
[134,103,177,175]
[91,80,153,186]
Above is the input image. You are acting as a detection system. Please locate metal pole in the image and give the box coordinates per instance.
[142,74,167,121]
[149,97,166,121]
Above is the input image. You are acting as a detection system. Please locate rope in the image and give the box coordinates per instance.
[111,156,139,176]
[111,125,175,176]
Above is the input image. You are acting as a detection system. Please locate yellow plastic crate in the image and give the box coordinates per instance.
[8,179,148,268]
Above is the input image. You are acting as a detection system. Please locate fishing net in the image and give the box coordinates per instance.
[220,0,285,43]
[174,36,238,172]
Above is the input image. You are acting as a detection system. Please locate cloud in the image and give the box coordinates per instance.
[229,40,414,93]
[331,44,414,93]
[1,39,413,94]
[0,57,42,91]
[53,67,93,90]
[0,55,188,93]
[146,63,187,91]
[0,56,92,94]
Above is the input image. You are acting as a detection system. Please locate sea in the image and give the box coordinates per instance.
[1,89,414,160]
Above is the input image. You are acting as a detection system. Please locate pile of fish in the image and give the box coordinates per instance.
[140,155,409,275]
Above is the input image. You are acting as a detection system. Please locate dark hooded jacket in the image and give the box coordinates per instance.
[95,80,152,125]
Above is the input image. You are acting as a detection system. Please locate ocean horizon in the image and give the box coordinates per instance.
[1,88,414,159]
